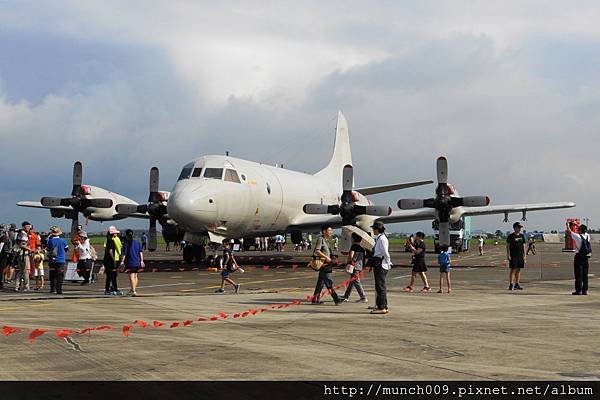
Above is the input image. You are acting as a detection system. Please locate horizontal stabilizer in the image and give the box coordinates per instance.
[356,180,433,196]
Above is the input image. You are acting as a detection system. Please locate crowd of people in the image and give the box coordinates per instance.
[0,222,144,296]
[0,218,592,309]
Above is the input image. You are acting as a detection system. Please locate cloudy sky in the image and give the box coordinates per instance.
[0,1,597,234]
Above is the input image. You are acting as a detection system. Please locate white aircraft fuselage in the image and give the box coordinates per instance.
[167,155,373,241]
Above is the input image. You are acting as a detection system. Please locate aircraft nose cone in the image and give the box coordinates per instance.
[168,189,217,229]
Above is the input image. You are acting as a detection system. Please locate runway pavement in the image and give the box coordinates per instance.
[0,243,598,380]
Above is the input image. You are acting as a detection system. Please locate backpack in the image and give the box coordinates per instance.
[578,234,592,258]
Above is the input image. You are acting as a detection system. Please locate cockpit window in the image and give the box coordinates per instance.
[177,163,194,181]
[191,167,203,178]
[204,168,224,180]
[224,169,241,183]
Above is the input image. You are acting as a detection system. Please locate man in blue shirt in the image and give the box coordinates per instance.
[120,229,144,296]
[46,226,69,294]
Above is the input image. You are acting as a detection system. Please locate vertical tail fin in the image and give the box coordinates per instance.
[315,111,353,185]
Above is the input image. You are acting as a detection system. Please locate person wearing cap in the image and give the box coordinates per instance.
[369,221,392,314]
[74,231,93,285]
[565,222,592,295]
[506,222,527,290]
[47,227,69,294]
[103,226,123,295]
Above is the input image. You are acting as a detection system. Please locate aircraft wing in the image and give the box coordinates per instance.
[355,180,433,196]
[460,202,576,218]
[17,201,72,211]
[115,212,150,220]
[376,209,438,224]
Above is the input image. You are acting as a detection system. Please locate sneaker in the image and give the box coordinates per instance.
[104,290,112,295]
[582,292,588,295]
[356,298,368,303]
[115,290,123,296]
[420,287,431,292]
[367,305,379,310]
[341,298,349,302]
[234,284,241,294]
[370,308,389,314]
[131,291,138,297]
[215,288,225,293]
[403,286,413,292]
[572,291,582,295]
[514,284,523,290]
[508,283,514,290]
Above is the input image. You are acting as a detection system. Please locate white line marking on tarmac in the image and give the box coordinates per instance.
[136,282,197,289]
[392,274,412,280]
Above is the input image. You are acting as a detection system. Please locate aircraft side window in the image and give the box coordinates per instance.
[224,169,241,183]
[191,168,203,178]
[204,168,224,180]
[177,163,194,181]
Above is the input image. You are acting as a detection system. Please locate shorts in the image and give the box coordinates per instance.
[509,258,525,269]
[126,266,140,273]
[439,265,451,273]
[412,259,427,273]
[33,268,44,277]
[221,269,230,278]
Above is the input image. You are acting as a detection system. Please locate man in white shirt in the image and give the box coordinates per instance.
[566,222,592,295]
[370,221,392,314]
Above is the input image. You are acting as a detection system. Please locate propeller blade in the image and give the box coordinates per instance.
[438,221,450,247]
[116,204,140,214]
[398,199,425,209]
[459,196,490,207]
[148,167,160,202]
[87,198,113,208]
[436,156,448,184]
[363,205,392,217]
[342,164,353,192]
[303,204,330,214]
[148,218,157,252]
[71,161,83,196]
[41,197,63,207]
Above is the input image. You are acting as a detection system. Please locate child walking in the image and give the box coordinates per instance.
[437,245,452,293]
[215,239,241,293]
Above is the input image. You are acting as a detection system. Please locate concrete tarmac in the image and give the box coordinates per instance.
[0,243,598,381]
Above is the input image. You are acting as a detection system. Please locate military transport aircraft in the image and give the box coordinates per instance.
[18,112,575,261]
